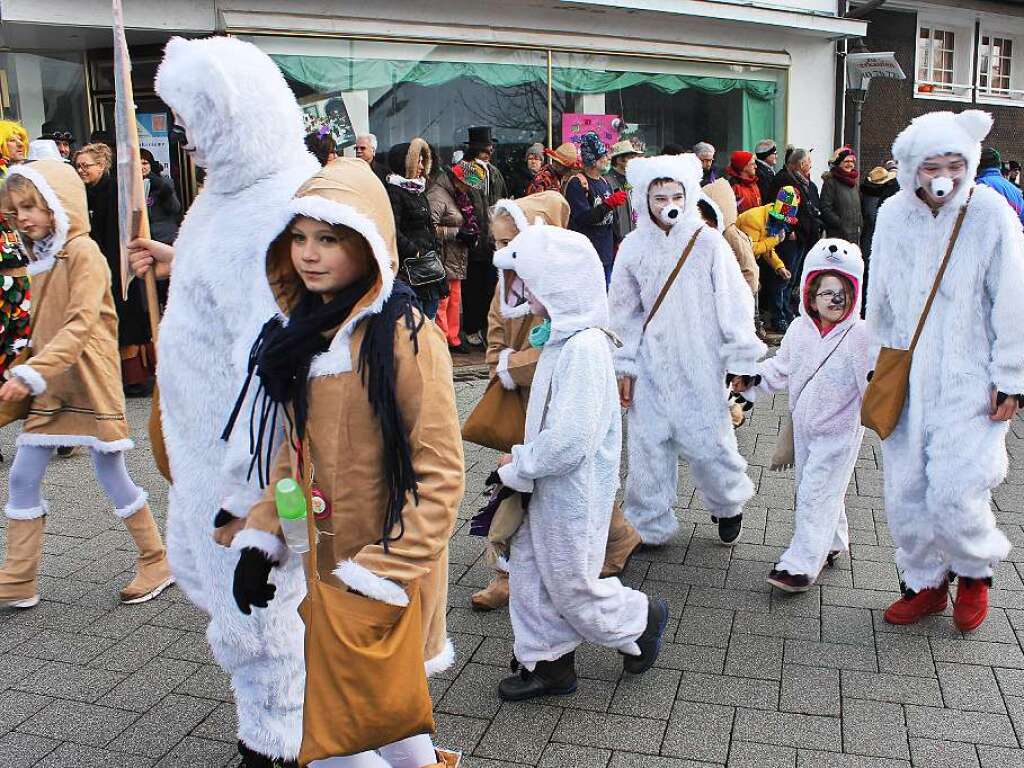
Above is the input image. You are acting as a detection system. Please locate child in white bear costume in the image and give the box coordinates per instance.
[493,223,668,702]
[868,110,1024,632]
[734,238,871,592]
[609,154,766,546]
[154,37,319,765]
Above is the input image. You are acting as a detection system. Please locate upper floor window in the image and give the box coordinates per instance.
[979,34,1017,99]
[918,26,956,92]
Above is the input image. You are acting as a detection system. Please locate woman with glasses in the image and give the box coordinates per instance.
[75,143,156,397]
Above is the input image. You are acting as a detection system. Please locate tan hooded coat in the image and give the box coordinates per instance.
[238,159,464,672]
[7,160,131,451]
[703,178,759,295]
[486,191,571,388]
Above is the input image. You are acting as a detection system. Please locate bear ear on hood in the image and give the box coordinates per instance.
[956,110,994,143]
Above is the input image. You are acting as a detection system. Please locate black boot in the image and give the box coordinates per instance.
[713,514,742,546]
[237,741,299,768]
[498,651,577,702]
[623,596,669,674]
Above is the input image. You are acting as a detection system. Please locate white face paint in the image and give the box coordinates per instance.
[917,154,967,206]
[648,180,686,230]
[813,274,849,325]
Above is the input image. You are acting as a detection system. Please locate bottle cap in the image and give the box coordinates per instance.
[275,478,307,521]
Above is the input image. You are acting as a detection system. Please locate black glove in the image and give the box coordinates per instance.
[455,228,478,246]
[726,373,761,389]
[233,547,277,615]
[995,391,1024,407]
[214,508,238,528]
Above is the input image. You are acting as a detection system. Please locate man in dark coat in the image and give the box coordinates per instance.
[754,139,778,205]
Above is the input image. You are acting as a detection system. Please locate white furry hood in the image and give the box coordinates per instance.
[493,224,608,344]
[891,109,993,211]
[155,36,314,194]
[626,153,704,234]
[800,237,865,326]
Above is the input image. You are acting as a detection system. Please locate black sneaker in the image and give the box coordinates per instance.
[237,741,298,768]
[767,567,812,593]
[498,651,577,701]
[715,514,742,546]
[623,596,669,675]
[825,550,842,568]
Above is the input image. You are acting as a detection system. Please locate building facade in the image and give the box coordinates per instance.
[2,0,865,195]
[848,0,1024,170]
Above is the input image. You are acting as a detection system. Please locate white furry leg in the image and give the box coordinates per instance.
[680,413,753,520]
[622,406,681,546]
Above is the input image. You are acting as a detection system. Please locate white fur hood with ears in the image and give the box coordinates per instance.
[156,36,312,194]
[891,109,992,210]
[626,153,705,233]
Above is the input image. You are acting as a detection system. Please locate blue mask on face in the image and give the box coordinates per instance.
[529,319,552,348]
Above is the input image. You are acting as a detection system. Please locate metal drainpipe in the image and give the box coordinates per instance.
[835,0,849,150]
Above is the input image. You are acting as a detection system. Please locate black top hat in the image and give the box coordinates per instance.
[465,126,498,146]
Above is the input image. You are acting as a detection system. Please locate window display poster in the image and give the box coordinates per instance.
[301,92,356,149]
[136,113,171,176]
[561,113,621,149]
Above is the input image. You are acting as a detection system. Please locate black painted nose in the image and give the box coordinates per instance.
[668,209,678,219]
[828,244,838,253]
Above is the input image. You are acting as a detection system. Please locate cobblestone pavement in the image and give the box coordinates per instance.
[2,382,1024,768]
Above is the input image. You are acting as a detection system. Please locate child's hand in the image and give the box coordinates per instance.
[991,388,1022,422]
[618,376,634,409]
[728,374,761,393]
[128,238,174,279]
[776,266,791,280]
[498,453,513,467]
[0,377,30,402]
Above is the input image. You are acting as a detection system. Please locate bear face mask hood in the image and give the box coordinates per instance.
[891,109,992,211]
[492,191,571,320]
[800,237,865,334]
[492,223,607,344]
[155,36,312,195]
[626,153,704,236]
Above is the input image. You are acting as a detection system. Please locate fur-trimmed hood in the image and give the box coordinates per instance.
[155,36,312,194]
[387,139,432,182]
[492,191,570,320]
[265,158,398,377]
[626,153,704,234]
[7,159,84,271]
[493,224,607,344]
[800,237,864,331]
[891,109,992,211]
[702,178,738,230]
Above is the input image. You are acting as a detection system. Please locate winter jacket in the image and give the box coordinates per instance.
[736,204,787,273]
[606,167,635,241]
[565,172,616,267]
[703,178,758,294]
[426,172,470,280]
[976,166,1024,227]
[756,159,776,204]
[770,168,823,246]
[859,177,898,262]
[7,160,130,451]
[726,168,761,214]
[527,165,561,195]
[820,172,862,242]
[386,140,440,269]
[241,159,464,674]
[486,192,570,389]
[145,172,182,245]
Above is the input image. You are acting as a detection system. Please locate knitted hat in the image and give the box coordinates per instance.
[451,160,485,189]
[578,131,608,167]
[525,142,545,160]
[729,150,754,174]
[768,185,800,225]
[979,146,1002,170]
[830,146,856,166]
[544,142,581,169]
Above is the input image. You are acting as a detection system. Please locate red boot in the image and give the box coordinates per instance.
[883,585,948,625]
[953,577,990,632]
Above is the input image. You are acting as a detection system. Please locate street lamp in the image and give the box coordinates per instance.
[845,48,905,161]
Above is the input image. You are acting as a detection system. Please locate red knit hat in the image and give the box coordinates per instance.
[730,150,754,173]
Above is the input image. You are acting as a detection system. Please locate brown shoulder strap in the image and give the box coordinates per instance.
[908,189,972,353]
[643,228,702,334]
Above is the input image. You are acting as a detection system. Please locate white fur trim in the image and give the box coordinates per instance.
[498,462,534,493]
[5,500,48,520]
[10,365,46,396]
[699,193,725,233]
[626,153,704,236]
[334,559,409,607]
[494,554,510,572]
[496,269,532,321]
[6,166,70,261]
[114,489,149,519]
[16,433,134,453]
[494,199,530,234]
[496,348,516,390]
[232,528,289,565]
[288,195,396,379]
[424,638,455,677]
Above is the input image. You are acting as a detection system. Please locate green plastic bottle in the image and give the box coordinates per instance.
[275,478,310,554]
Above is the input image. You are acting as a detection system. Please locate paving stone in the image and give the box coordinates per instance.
[783,640,877,672]
[905,706,1018,747]
[608,667,679,719]
[154,735,236,767]
[16,698,138,748]
[175,664,234,702]
[539,743,611,768]
[841,698,909,759]
[725,633,784,680]
[97,657,200,713]
[106,693,219,758]
[476,703,562,763]
[978,746,1024,767]
[674,606,734,648]
[727,741,797,767]
[12,660,127,703]
[661,700,734,763]
[780,665,840,716]
[822,606,875,646]
[909,738,981,767]
[937,663,1007,713]
[676,671,778,710]
[733,610,820,641]
[875,634,936,677]
[796,750,910,767]
[930,638,1024,669]
[438,663,505,719]
[87,623,184,673]
[657,642,727,674]
[841,670,943,706]
[433,712,490,756]
[191,702,238,744]
[732,707,842,751]
[33,742,156,768]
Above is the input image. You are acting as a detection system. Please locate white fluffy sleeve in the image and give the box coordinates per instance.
[608,240,645,380]
[755,326,796,397]
[985,200,1024,395]
[865,205,896,365]
[710,234,766,374]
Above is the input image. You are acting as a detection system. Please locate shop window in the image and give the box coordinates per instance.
[915,18,974,101]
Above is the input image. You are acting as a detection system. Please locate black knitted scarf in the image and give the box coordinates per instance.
[222,278,424,551]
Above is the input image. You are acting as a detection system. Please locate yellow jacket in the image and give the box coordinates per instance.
[735,204,786,273]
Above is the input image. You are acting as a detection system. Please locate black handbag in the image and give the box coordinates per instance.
[402,249,446,287]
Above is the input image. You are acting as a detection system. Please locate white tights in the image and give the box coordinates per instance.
[7,445,143,515]
[309,734,437,767]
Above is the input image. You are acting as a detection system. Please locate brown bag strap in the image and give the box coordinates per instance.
[908,189,972,353]
[643,228,702,334]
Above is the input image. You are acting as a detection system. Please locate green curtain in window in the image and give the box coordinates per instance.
[272,53,777,146]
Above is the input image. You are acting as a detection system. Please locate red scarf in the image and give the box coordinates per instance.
[831,166,860,188]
